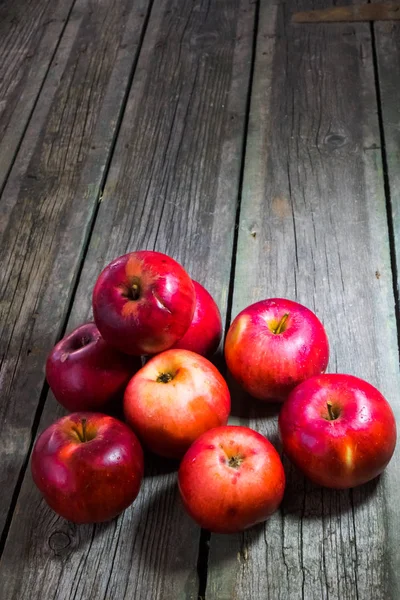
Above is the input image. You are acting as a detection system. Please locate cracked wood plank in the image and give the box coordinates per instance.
[0,0,151,540]
[0,1,256,599]
[206,0,400,599]
[0,0,76,193]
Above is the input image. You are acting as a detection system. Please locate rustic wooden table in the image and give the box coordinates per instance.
[1,0,399,598]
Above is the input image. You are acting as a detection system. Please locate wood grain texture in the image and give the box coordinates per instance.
[0,0,151,539]
[0,0,76,193]
[374,20,400,299]
[207,1,400,599]
[0,1,256,599]
[373,18,400,598]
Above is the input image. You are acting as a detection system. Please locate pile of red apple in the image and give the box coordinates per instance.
[32,250,397,533]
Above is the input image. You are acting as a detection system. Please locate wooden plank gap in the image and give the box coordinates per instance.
[95,0,156,206]
[223,0,261,341]
[369,22,400,350]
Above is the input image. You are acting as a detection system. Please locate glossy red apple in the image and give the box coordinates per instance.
[46,322,141,412]
[279,373,397,488]
[225,298,329,401]
[178,425,285,533]
[170,280,222,357]
[92,250,196,355]
[31,412,144,523]
[123,349,230,458]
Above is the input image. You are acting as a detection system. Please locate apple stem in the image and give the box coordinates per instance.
[81,418,87,442]
[274,313,289,335]
[157,372,173,383]
[327,402,336,421]
[131,282,140,301]
[228,455,244,469]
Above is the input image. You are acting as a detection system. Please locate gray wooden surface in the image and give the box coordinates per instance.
[206,1,400,599]
[374,17,400,598]
[0,0,399,598]
[0,0,151,539]
[375,20,400,302]
[0,0,76,193]
[0,1,256,599]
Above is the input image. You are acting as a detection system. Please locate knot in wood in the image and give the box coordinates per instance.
[48,531,71,554]
[324,133,347,149]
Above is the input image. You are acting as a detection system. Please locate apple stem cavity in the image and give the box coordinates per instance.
[228,455,244,469]
[157,372,174,384]
[73,418,89,443]
[327,401,339,421]
[274,313,289,335]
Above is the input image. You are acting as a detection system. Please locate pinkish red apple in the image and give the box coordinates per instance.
[92,250,196,355]
[171,280,222,357]
[279,373,397,488]
[123,349,230,458]
[225,298,329,401]
[178,425,285,533]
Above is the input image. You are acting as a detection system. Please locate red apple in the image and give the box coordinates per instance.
[279,373,397,488]
[225,298,329,401]
[170,280,222,357]
[178,425,285,533]
[46,322,141,412]
[92,250,196,355]
[31,412,144,523]
[123,349,230,458]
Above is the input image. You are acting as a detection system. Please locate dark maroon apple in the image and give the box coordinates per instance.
[225,298,329,401]
[178,425,285,533]
[92,250,196,355]
[31,412,144,523]
[279,373,397,488]
[170,280,222,357]
[46,322,141,412]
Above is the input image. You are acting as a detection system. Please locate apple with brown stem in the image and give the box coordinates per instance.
[123,349,230,458]
[93,250,196,355]
[225,298,329,401]
[279,373,397,488]
[31,412,144,523]
[178,425,285,533]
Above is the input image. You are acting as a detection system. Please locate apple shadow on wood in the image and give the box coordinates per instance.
[24,487,118,560]
[225,369,282,423]
[126,477,204,576]
[282,459,381,521]
[143,450,180,477]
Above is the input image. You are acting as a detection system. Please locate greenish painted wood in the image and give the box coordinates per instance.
[0,0,76,193]
[207,1,400,599]
[0,1,256,599]
[0,0,151,540]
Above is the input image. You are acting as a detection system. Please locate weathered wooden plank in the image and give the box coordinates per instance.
[0,0,76,193]
[373,18,400,599]
[207,1,400,599]
[0,0,151,539]
[374,21,400,305]
[0,1,256,599]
